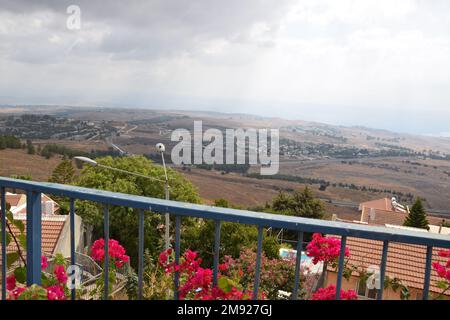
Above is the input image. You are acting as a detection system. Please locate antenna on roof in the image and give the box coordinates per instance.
[391,197,407,213]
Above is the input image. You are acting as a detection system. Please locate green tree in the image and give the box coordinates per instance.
[271,191,292,214]
[26,140,35,155]
[75,156,201,268]
[182,198,280,266]
[182,220,280,266]
[214,198,231,208]
[290,187,325,219]
[270,187,325,219]
[49,160,75,184]
[403,198,429,230]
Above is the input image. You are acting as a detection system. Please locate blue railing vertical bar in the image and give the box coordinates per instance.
[213,220,221,287]
[292,231,304,300]
[26,191,42,286]
[252,226,264,300]
[0,177,449,301]
[103,206,109,300]
[377,240,389,300]
[422,245,433,300]
[138,209,145,300]
[174,215,181,300]
[1,187,6,300]
[335,236,347,300]
[69,198,76,300]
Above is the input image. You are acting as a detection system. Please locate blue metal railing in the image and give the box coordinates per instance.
[1,176,450,300]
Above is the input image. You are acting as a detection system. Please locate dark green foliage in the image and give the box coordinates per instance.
[48,160,75,185]
[75,156,200,268]
[403,198,429,230]
[26,140,35,155]
[0,135,22,149]
[271,187,325,219]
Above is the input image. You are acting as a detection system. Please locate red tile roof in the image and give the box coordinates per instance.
[0,217,66,267]
[361,207,444,227]
[327,236,449,294]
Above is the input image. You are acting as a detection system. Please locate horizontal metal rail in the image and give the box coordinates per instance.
[1,177,450,301]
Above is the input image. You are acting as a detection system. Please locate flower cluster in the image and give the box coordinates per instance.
[158,249,255,300]
[310,285,358,300]
[432,249,450,282]
[46,285,66,300]
[219,248,292,299]
[90,238,130,268]
[306,233,350,265]
[7,255,68,300]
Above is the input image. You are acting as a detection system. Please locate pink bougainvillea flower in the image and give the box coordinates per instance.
[306,233,349,265]
[311,285,357,300]
[438,249,450,258]
[218,263,228,272]
[432,262,447,278]
[54,265,68,284]
[9,287,25,300]
[41,255,49,269]
[6,275,16,291]
[46,285,66,300]
[90,238,129,268]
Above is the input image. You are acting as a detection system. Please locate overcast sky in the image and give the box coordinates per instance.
[1,0,450,135]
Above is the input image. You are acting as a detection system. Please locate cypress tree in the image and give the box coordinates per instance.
[403,198,429,230]
[49,160,75,185]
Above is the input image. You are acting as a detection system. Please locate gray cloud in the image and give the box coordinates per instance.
[1,0,450,134]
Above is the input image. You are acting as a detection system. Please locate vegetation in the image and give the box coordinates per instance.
[182,198,280,266]
[48,160,75,185]
[0,135,22,149]
[271,187,325,219]
[403,198,430,230]
[26,140,35,155]
[75,156,201,268]
[247,173,415,203]
[40,143,121,160]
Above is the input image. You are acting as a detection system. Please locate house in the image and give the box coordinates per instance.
[0,192,92,267]
[325,197,450,299]
[359,197,449,235]
[324,236,449,300]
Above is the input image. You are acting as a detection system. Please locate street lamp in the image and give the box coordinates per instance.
[74,155,170,248]
[155,143,170,251]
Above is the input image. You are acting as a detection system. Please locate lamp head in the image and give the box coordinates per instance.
[156,143,166,153]
[74,156,98,166]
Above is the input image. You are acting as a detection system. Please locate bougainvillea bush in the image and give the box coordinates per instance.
[6,254,69,300]
[89,238,130,299]
[218,248,297,299]
[432,249,450,299]
[158,248,261,300]
[306,233,357,300]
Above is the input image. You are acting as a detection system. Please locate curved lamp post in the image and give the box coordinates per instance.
[74,154,170,249]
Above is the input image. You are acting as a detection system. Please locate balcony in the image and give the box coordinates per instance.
[1,176,449,300]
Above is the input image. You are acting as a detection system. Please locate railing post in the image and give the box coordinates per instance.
[213,220,221,287]
[422,246,433,300]
[292,231,304,300]
[174,215,181,300]
[335,236,347,300]
[377,240,389,300]
[69,198,76,300]
[1,187,6,300]
[26,191,42,286]
[252,226,264,300]
[103,206,109,300]
[138,209,145,300]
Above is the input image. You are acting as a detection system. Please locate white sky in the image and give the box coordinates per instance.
[1,0,450,134]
